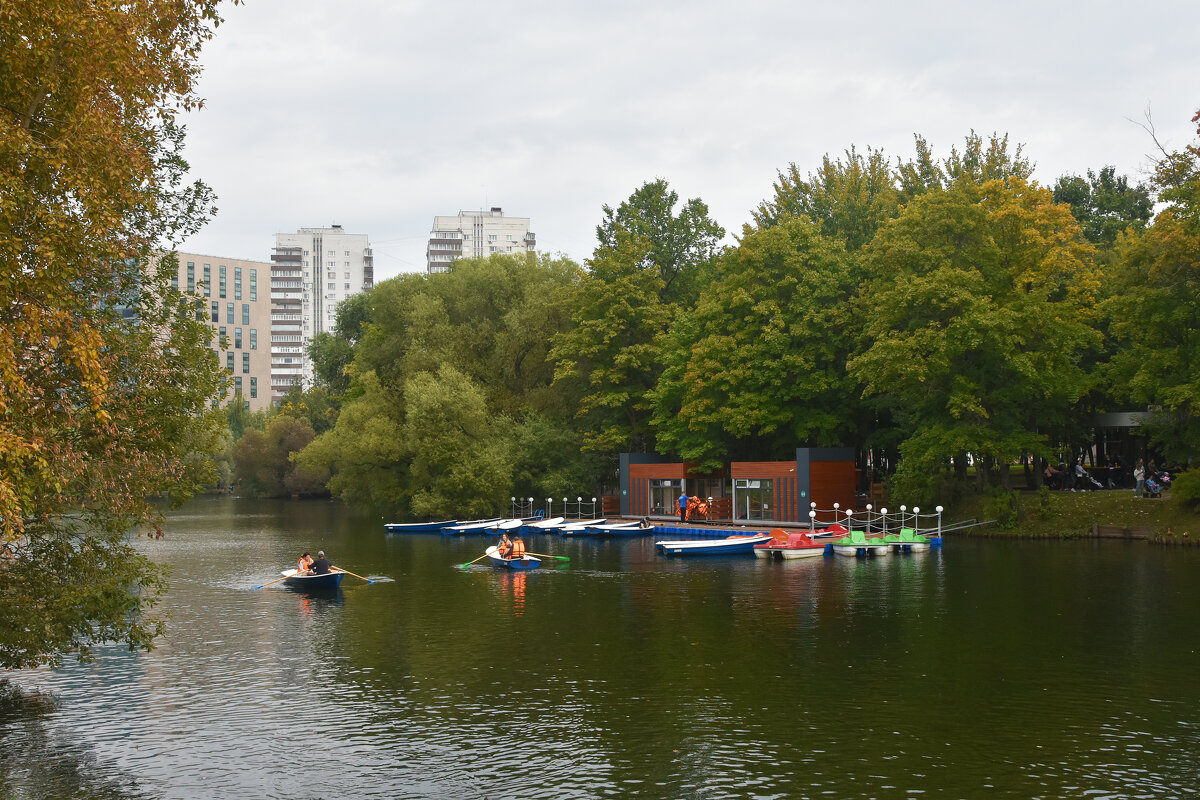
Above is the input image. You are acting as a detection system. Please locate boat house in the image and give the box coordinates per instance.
[619,448,856,524]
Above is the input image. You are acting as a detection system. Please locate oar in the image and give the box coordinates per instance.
[458,551,493,569]
[252,573,294,590]
[525,552,569,562]
[332,566,375,584]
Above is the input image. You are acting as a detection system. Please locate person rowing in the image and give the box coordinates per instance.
[508,534,526,560]
[497,532,512,558]
[309,550,332,575]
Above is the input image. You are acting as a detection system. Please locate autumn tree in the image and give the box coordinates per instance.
[0,1,233,668]
[849,178,1100,501]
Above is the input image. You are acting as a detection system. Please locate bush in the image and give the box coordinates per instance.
[984,488,1020,530]
[1168,468,1200,513]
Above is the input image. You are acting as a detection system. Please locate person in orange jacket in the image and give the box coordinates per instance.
[297,551,314,574]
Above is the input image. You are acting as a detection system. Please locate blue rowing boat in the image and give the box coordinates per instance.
[280,569,345,589]
[484,545,541,570]
[655,533,773,556]
[384,520,455,533]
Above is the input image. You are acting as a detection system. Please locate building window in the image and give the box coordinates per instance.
[171,271,179,291]
[250,377,257,398]
[249,269,257,301]
[242,303,249,325]
[327,283,335,290]
[226,302,234,323]
[186,262,195,292]
[234,328,242,349]
[242,353,250,374]
[344,283,350,290]
[234,376,242,393]
[344,261,350,267]
[507,235,513,241]
[250,329,257,350]
[203,264,211,297]
[219,265,227,298]
[211,301,218,323]
[488,234,497,242]
[234,266,242,300]
[226,352,234,372]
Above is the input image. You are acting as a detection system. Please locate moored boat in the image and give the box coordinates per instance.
[883,527,930,552]
[279,568,345,590]
[484,545,542,570]
[829,530,891,557]
[754,530,826,560]
[655,533,773,556]
[442,518,503,534]
[526,516,567,530]
[385,520,455,533]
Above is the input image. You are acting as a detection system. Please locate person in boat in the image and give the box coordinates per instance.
[297,551,314,574]
[508,534,527,560]
[497,533,512,558]
[310,550,332,575]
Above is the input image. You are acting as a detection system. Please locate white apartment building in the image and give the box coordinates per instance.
[271,225,374,404]
[170,252,274,412]
[427,208,536,273]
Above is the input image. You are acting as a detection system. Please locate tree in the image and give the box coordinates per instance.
[1102,112,1200,462]
[849,178,1100,499]
[596,179,725,305]
[232,416,327,497]
[752,145,901,251]
[0,0,234,668]
[551,231,673,456]
[1052,167,1153,248]
[650,216,860,470]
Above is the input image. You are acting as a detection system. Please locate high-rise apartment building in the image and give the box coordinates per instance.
[169,252,274,412]
[270,225,373,404]
[426,208,535,273]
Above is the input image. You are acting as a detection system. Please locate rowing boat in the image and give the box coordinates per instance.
[384,520,455,533]
[279,568,345,589]
[655,533,773,556]
[484,545,542,570]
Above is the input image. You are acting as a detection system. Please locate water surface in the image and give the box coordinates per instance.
[3,496,1199,799]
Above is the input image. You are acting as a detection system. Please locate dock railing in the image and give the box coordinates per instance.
[806,502,946,536]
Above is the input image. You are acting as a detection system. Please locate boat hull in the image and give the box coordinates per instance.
[484,546,542,570]
[385,520,454,533]
[655,533,772,556]
[280,570,345,589]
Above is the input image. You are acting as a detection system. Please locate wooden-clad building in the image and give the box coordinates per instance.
[620,448,856,523]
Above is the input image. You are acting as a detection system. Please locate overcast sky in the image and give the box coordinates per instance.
[178,0,1199,281]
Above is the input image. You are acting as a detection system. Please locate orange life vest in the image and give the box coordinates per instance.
[510,539,526,558]
[298,556,313,572]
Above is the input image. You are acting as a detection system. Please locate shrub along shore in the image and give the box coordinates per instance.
[952,488,1200,543]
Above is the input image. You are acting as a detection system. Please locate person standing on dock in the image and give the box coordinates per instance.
[678,490,689,523]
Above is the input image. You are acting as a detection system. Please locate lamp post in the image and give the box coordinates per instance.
[936,505,943,537]
[913,506,920,534]
[809,508,816,532]
[866,503,873,533]
[900,504,907,530]
[881,508,888,534]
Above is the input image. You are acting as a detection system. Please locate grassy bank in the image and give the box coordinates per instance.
[950,488,1200,542]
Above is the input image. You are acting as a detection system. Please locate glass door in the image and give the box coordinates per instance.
[733,478,774,521]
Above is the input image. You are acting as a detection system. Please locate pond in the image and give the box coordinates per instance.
[3,496,1199,799]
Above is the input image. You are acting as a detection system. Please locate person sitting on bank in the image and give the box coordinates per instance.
[297,551,314,574]
[1044,462,1063,490]
[497,533,512,558]
[509,534,526,560]
[310,550,332,575]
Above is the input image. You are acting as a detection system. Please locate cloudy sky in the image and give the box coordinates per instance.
[178,0,1199,282]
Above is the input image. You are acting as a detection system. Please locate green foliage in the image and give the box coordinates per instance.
[596,178,725,305]
[984,488,1020,530]
[650,216,860,470]
[1168,468,1200,514]
[1102,120,1200,461]
[1052,166,1153,248]
[551,231,673,455]
[849,178,1101,485]
[232,416,328,498]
